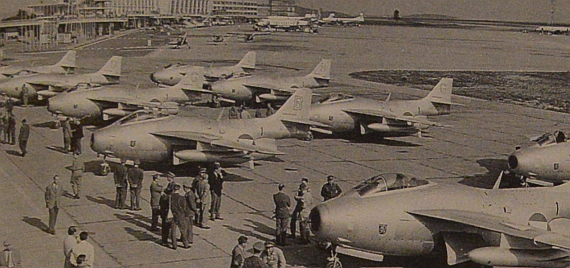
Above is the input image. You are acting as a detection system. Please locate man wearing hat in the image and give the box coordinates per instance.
[17,118,29,157]
[183,179,197,244]
[127,160,144,210]
[243,242,267,268]
[0,240,21,267]
[164,171,176,195]
[169,184,192,249]
[45,175,63,235]
[208,162,226,221]
[290,177,309,239]
[320,175,342,201]
[193,167,211,229]
[150,174,164,231]
[260,241,286,268]
[273,184,290,246]
[114,161,128,209]
[63,226,78,268]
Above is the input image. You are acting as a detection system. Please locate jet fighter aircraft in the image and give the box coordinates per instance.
[0,56,121,102]
[508,130,570,186]
[202,58,330,104]
[150,51,255,86]
[309,78,454,137]
[47,67,205,123]
[0,50,76,81]
[310,172,570,268]
[90,88,315,167]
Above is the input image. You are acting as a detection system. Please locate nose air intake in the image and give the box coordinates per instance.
[150,73,157,83]
[508,155,518,169]
[309,207,322,233]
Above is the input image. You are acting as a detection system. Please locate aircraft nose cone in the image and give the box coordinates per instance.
[150,72,158,84]
[47,97,61,114]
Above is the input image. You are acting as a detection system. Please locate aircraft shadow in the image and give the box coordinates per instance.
[312,132,421,147]
[22,216,49,234]
[32,120,60,129]
[458,158,521,189]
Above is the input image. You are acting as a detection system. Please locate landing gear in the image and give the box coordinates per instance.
[326,246,342,268]
[98,161,110,176]
[303,131,313,141]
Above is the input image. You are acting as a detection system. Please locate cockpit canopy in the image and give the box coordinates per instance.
[113,110,170,126]
[319,93,354,103]
[354,173,429,197]
[532,131,566,146]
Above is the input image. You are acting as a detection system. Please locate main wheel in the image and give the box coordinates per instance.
[326,259,342,268]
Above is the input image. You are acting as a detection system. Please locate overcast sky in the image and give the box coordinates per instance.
[2,0,569,24]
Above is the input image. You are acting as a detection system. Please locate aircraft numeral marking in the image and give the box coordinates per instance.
[293,96,303,110]
[554,163,560,170]
[378,224,387,235]
[130,141,136,147]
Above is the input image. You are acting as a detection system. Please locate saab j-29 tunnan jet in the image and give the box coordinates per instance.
[310,172,570,268]
[309,78,455,137]
[507,130,570,186]
[201,58,330,104]
[90,88,315,167]
[0,50,76,81]
[150,51,255,86]
[0,56,121,102]
[47,67,205,123]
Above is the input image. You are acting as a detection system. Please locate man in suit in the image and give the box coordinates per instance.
[170,184,191,249]
[183,180,197,244]
[127,160,144,210]
[150,174,163,231]
[230,235,248,268]
[0,240,21,267]
[208,162,226,221]
[45,175,63,235]
[273,184,291,246]
[17,119,29,156]
[113,161,128,209]
[193,167,211,229]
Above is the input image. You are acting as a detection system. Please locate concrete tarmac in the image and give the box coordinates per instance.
[2,25,570,268]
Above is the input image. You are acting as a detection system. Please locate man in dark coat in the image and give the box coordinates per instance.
[170,184,191,249]
[243,242,268,268]
[150,174,163,231]
[273,184,291,246]
[114,161,128,209]
[208,162,226,221]
[183,180,197,244]
[70,120,83,155]
[193,167,210,229]
[45,175,63,235]
[320,175,343,201]
[62,117,72,152]
[18,119,30,156]
[159,190,171,246]
[127,160,144,210]
[6,113,15,145]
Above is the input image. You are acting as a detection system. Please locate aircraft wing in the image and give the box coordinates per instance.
[151,131,284,155]
[408,209,570,249]
[28,81,73,91]
[151,131,221,144]
[344,109,443,127]
[87,96,171,108]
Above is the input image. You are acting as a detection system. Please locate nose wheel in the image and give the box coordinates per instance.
[303,131,313,141]
[326,247,342,268]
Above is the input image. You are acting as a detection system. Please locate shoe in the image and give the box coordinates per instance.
[74,195,80,199]
[199,225,211,229]
[182,245,191,249]
[215,216,224,220]
[209,218,215,221]
[135,208,142,211]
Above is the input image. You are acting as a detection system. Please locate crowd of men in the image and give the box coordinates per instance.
[38,143,344,267]
[0,94,31,157]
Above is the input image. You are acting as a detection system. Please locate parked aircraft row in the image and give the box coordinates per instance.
[0,53,121,101]
[0,50,76,82]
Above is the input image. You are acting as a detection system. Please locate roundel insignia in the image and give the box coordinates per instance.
[191,72,199,82]
[528,213,548,230]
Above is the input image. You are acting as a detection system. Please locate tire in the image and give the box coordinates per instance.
[326,260,342,268]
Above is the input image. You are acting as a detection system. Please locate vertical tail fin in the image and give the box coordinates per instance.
[236,51,256,70]
[424,78,453,104]
[175,66,205,90]
[96,56,122,77]
[307,59,331,81]
[54,50,76,68]
[272,88,312,120]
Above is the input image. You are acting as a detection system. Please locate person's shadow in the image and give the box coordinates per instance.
[22,216,49,234]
